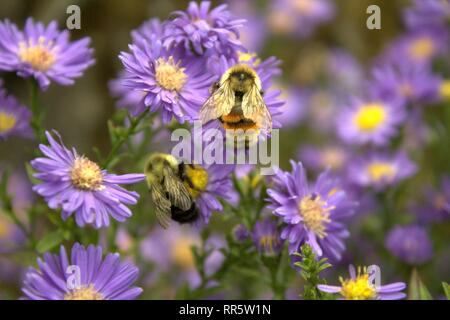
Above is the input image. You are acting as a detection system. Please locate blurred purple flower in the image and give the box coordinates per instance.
[337,97,406,146]
[252,218,284,255]
[369,63,440,108]
[268,0,335,38]
[299,144,349,173]
[413,176,450,223]
[0,82,32,140]
[140,225,225,288]
[164,1,245,58]
[347,151,417,190]
[0,18,94,90]
[326,49,365,93]
[274,86,307,128]
[379,27,448,67]
[403,0,450,30]
[267,161,356,261]
[233,223,250,242]
[318,265,406,300]
[385,225,433,265]
[22,243,142,300]
[30,131,145,228]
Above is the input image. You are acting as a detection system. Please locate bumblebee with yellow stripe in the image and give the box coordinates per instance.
[144,153,209,229]
[200,64,272,136]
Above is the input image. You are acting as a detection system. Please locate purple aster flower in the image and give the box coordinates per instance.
[140,225,225,289]
[325,49,364,93]
[385,225,433,265]
[379,27,448,67]
[299,144,349,173]
[347,151,417,190]
[403,0,450,31]
[22,243,142,300]
[30,131,145,229]
[369,63,440,108]
[0,83,32,140]
[318,265,406,300]
[252,218,284,255]
[0,18,94,90]
[413,176,450,223]
[336,97,406,146]
[119,35,213,122]
[163,1,245,58]
[268,0,335,38]
[267,161,356,261]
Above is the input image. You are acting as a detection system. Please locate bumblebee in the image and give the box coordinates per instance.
[144,153,209,228]
[200,64,272,136]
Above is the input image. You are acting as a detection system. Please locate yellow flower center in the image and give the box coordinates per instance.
[18,37,55,71]
[238,52,261,66]
[409,37,435,60]
[0,111,16,133]
[340,272,376,300]
[439,80,450,100]
[367,162,396,183]
[155,56,187,92]
[64,285,104,300]
[183,165,209,198]
[353,103,387,132]
[171,238,196,270]
[70,157,104,191]
[259,235,280,254]
[299,194,333,238]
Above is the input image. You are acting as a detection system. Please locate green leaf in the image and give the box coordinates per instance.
[442,282,450,300]
[408,269,433,300]
[36,230,65,253]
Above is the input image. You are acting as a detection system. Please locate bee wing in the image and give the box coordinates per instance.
[200,82,235,124]
[242,85,272,134]
[162,166,192,211]
[149,182,172,229]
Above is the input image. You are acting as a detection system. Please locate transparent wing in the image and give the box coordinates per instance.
[149,183,172,229]
[200,82,235,124]
[162,166,192,211]
[242,85,272,134]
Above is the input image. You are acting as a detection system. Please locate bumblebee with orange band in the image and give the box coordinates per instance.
[200,64,272,136]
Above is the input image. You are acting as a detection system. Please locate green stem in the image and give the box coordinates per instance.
[29,79,45,143]
[102,109,150,169]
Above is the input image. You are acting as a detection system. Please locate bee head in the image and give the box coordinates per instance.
[225,64,260,94]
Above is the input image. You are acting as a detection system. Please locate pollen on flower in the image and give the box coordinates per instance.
[238,52,261,65]
[339,267,376,300]
[184,165,209,198]
[171,238,196,270]
[64,284,104,300]
[0,111,16,133]
[154,56,187,92]
[353,103,387,132]
[367,162,396,183]
[70,157,104,191]
[18,37,55,71]
[259,235,281,254]
[322,148,345,170]
[299,194,333,238]
[409,37,435,60]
